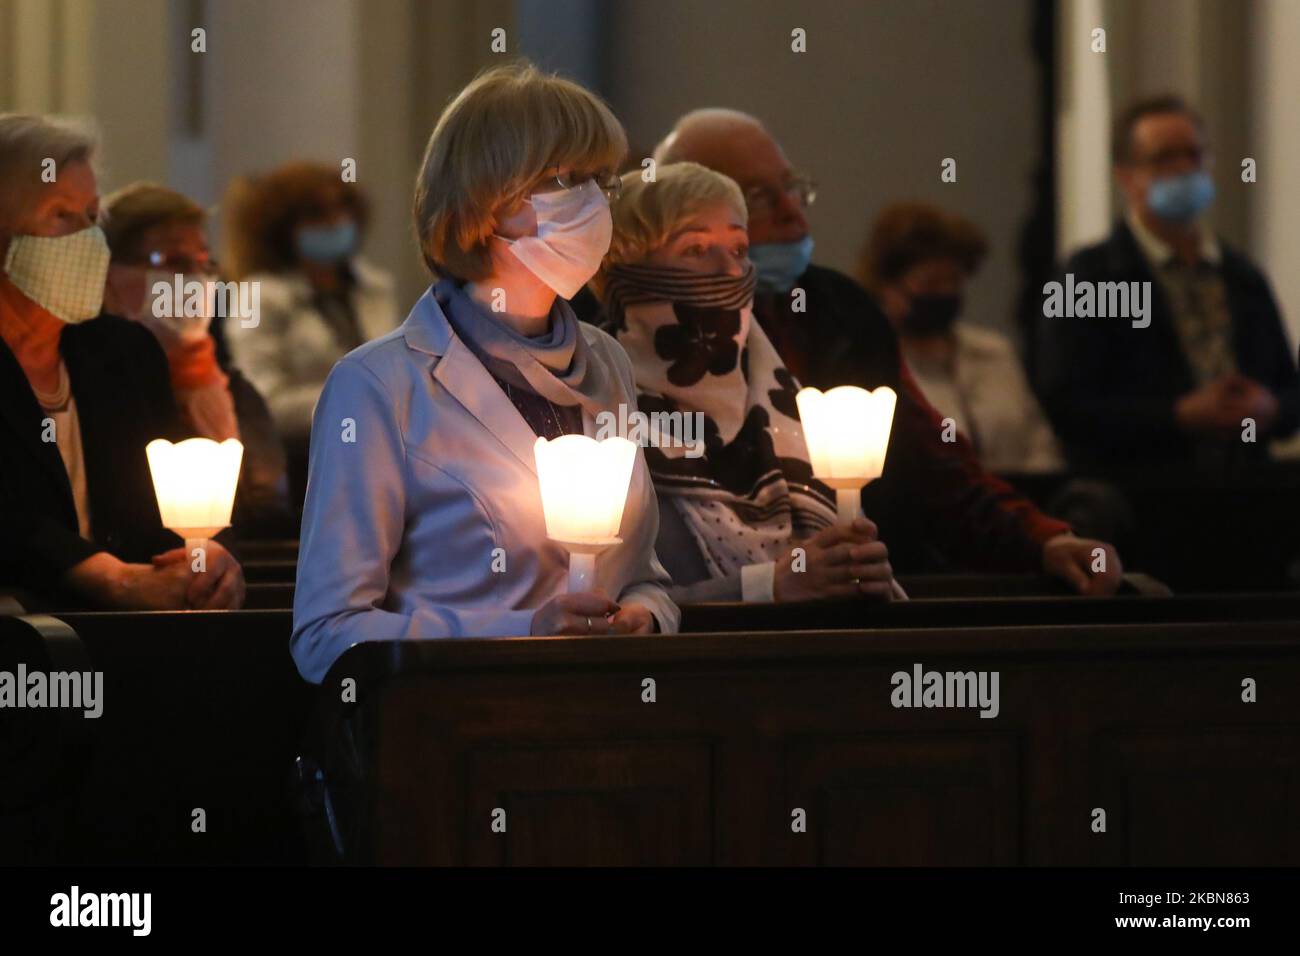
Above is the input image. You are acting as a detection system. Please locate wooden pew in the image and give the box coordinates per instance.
[238,574,1121,615]
[1,610,310,864]
[244,582,296,609]
[232,539,300,562]
[310,609,1300,866]
[681,590,1300,632]
[0,615,96,863]
[240,558,299,585]
[230,538,300,585]
[228,571,1162,614]
[9,587,1297,865]
[895,571,1171,598]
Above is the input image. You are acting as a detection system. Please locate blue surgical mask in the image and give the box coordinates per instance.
[748,236,814,293]
[296,220,358,264]
[1146,171,1215,225]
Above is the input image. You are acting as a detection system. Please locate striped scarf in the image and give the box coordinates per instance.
[602,263,837,580]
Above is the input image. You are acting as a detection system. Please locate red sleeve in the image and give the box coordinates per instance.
[890,359,1071,570]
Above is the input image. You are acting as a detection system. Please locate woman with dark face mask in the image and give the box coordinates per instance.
[592,162,900,604]
[862,202,1063,475]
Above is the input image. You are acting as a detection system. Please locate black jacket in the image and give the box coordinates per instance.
[0,315,184,602]
[1036,221,1300,470]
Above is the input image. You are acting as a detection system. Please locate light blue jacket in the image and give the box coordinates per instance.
[290,286,679,682]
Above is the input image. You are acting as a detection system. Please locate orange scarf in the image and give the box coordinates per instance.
[166,335,228,391]
[0,275,65,388]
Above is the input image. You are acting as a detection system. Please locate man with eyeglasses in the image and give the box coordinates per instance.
[1037,94,1298,473]
[587,107,1122,596]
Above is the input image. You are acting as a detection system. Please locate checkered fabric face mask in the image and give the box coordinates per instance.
[3,225,110,323]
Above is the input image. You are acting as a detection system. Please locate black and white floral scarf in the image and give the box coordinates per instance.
[601,262,838,579]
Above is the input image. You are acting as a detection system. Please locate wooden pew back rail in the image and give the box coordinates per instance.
[318,617,1300,866]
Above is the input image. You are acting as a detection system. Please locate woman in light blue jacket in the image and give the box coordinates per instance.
[291,63,678,683]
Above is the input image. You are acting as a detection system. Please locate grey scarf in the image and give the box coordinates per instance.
[435,277,616,418]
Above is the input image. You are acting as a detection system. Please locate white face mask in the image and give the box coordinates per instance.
[3,225,110,323]
[497,179,612,299]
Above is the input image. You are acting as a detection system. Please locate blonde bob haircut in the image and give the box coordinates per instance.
[414,61,627,282]
[590,161,747,298]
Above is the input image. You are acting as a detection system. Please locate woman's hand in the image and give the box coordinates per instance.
[531,591,621,636]
[773,517,895,602]
[608,603,656,635]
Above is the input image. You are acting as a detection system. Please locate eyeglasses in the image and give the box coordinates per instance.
[134,251,219,276]
[541,167,623,202]
[743,173,817,218]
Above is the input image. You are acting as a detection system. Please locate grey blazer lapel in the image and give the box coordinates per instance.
[433,334,540,476]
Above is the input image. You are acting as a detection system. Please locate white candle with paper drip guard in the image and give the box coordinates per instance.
[795,385,897,524]
[534,434,638,592]
[145,438,244,563]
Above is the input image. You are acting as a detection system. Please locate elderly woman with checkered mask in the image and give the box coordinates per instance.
[0,113,244,610]
[591,162,900,604]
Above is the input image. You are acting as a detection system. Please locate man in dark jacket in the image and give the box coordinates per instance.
[577,108,1121,594]
[1037,94,1299,474]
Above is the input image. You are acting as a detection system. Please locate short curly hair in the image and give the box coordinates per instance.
[222,160,370,279]
[859,202,988,292]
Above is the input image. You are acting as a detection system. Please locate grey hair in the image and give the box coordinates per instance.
[0,113,99,229]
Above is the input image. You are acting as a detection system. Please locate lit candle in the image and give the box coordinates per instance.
[145,437,244,560]
[534,434,638,592]
[795,385,897,523]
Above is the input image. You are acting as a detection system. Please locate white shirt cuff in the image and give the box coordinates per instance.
[741,561,777,603]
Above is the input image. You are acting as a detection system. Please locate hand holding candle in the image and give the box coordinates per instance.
[795,385,897,524]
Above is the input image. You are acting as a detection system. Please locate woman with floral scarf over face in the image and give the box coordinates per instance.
[593,162,900,604]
